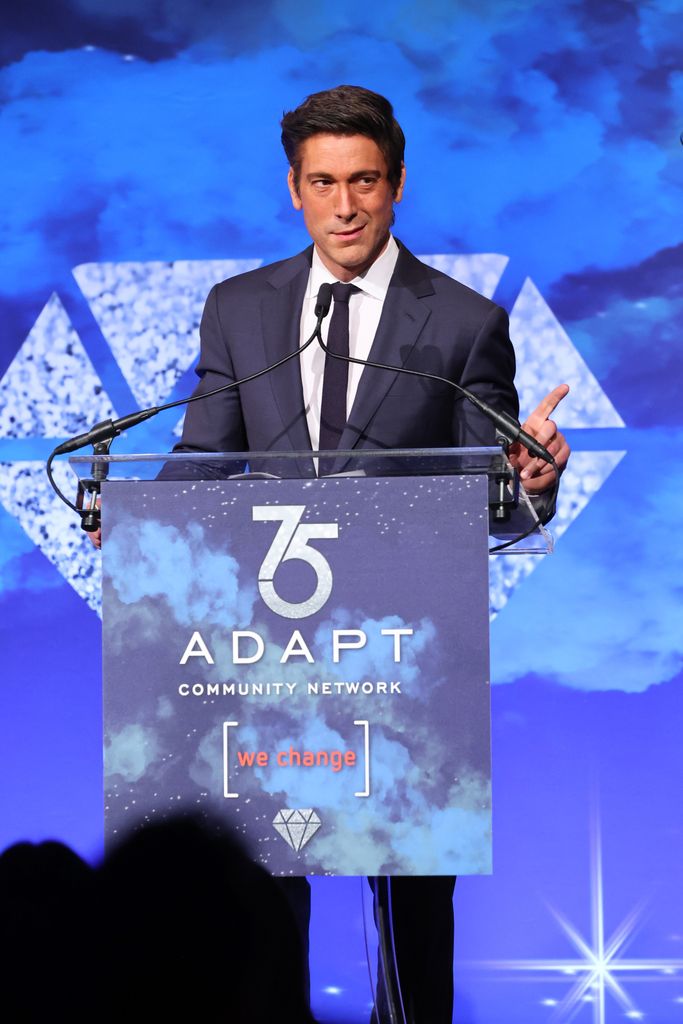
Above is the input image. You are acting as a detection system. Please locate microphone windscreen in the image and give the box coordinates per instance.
[315,283,333,319]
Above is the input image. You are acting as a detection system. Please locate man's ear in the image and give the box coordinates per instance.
[393,163,406,203]
[287,167,303,210]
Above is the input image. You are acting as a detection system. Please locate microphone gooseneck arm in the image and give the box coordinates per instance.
[46,284,335,525]
[316,326,553,464]
[315,325,561,552]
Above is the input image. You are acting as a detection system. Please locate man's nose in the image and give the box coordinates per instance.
[335,185,357,220]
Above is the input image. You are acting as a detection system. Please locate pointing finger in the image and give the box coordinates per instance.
[524,383,570,432]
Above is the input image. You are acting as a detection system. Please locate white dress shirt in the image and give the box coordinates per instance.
[299,235,400,451]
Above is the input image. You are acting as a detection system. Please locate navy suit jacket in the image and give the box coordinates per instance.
[174,241,520,478]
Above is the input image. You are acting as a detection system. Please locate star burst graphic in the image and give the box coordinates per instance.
[466,811,683,1023]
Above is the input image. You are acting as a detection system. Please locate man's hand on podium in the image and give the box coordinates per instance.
[508,383,571,494]
[87,497,101,550]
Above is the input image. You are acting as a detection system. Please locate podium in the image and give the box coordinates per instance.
[72,447,550,876]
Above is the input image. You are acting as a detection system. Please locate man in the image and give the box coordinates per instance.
[175,86,571,1022]
[173,86,568,493]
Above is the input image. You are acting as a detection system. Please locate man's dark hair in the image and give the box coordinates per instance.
[281,85,405,193]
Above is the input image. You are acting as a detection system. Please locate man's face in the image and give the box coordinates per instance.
[287,133,405,282]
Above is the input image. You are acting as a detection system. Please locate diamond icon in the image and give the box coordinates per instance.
[273,809,321,852]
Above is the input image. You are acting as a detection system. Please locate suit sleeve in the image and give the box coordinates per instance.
[454,302,556,524]
[453,303,518,447]
[172,284,248,455]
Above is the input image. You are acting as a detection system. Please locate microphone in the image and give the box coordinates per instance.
[457,399,553,465]
[51,408,158,457]
[315,283,333,319]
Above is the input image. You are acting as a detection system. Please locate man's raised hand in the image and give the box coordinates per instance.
[508,383,571,494]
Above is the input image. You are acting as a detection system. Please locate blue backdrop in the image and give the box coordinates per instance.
[1,2,681,1021]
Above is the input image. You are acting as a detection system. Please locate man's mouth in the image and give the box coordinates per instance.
[333,225,365,240]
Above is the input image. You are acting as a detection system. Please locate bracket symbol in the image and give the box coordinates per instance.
[223,721,239,798]
[224,719,370,799]
[354,719,370,798]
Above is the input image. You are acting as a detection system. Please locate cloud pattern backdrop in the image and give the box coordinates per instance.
[0,2,681,1021]
[101,477,493,877]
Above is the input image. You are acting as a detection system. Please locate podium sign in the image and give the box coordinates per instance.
[102,473,492,875]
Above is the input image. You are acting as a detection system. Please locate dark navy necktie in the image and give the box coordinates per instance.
[319,282,357,456]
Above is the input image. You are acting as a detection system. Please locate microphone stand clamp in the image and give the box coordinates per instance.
[78,437,113,533]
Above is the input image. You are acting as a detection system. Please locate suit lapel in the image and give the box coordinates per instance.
[335,245,435,465]
[260,249,316,474]
[258,243,436,476]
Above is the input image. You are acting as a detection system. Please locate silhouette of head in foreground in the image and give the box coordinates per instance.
[1,816,315,1023]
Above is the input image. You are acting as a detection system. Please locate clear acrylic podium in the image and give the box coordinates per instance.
[71,446,551,875]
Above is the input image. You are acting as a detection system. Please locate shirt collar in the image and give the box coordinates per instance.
[307,235,399,299]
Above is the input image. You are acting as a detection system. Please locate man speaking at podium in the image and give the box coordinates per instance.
[174,85,570,1024]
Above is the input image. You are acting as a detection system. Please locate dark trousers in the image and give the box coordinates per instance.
[276,876,312,1002]
[370,876,456,1024]
[280,875,456,1024]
